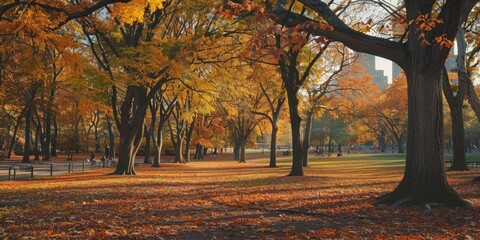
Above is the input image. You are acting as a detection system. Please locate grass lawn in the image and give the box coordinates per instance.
[1,153,479,239]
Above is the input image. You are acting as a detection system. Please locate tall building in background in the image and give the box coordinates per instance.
[359,53,389,90]
[392,63,402,81]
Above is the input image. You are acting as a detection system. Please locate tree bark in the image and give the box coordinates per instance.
[443,65,468,171]
[113,86,148,175]
[302,113,313,167]
[184,117,196,163]
[233,132,240,161]
[105,115,115,159]
[194,143,204,160]
[448,102,468,171]
[94,109,100,153]
[327,135,333,154]
[269,124,278,168]
[286,89,304,176]
[7,116,21,158]
[173,134,184,163]
[151,128,163,167]
[239,136,247,163]
[144,124,151,164]
[377,64,463,205]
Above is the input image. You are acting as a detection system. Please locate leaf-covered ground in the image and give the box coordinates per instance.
[1,154,479,239]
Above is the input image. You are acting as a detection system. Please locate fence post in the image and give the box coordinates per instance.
[8,166,16,180]
[29,165,33,179]
[68,162,73,173]
[50,164,53,176]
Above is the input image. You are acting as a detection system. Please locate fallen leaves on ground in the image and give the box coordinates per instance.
[0,158,479,239]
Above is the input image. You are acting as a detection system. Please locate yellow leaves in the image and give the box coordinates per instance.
[111,0,166,24]
[168,61,182,79]
[179,111,195,123]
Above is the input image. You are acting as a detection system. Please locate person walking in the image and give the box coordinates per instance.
[104,146,111,160]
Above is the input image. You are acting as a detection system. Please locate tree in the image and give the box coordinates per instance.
[248,64,286,167]
[80,0,179,175]
[223,67,267,163]
[443,67,469,171]
[273,0,478,206]
[300,43,356,166]
[379,77,408,153]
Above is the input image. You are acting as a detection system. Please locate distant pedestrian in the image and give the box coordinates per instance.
[104,146,111,159]
[337,150,343,157]
[90,151,95,161]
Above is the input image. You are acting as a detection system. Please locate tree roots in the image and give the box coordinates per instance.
[374,191,475,209]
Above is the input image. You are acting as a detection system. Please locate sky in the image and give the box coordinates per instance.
[376,57,393,83]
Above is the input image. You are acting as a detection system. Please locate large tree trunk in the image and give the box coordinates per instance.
[113,86,148,175]
[448,102,468,171]
[151,128,163,167]
[184,118,195,163]
[286,90,304,176]
[239,136,247,163]
[377,64,464,206]
[173,135,184,163]
[269,124,278,168]
[302,113,313,167]
[233,133,240,161]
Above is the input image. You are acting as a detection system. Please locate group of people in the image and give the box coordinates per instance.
[89,146,112,163]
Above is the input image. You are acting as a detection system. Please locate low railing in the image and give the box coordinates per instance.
[444,160,480,168]
[0,159,117,181]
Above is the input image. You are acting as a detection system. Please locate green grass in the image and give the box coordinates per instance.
[246,151,480,171]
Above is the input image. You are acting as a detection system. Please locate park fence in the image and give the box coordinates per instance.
[0,159,116,181]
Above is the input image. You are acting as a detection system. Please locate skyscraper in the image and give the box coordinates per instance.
[359,53,389,90]
[392,63,402,81]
